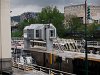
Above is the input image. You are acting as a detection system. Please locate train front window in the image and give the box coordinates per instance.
[50,30,55,37]
[36,30,40,38]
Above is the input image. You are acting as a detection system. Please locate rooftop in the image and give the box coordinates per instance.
[64,4,100,8]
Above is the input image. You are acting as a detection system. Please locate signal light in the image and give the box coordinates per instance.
[87,6,90,19]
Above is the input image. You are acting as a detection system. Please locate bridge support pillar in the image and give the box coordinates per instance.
[0,0,12,74]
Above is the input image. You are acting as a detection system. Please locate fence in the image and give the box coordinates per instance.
[12,37,23,41]
[31,64,76,75]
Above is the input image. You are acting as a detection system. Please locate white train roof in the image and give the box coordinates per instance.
[24,24,55,30]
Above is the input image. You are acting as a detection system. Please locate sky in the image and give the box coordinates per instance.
[10,0,100,16]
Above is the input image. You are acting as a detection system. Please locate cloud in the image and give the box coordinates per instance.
[11,0,66,8]
[10,0,100,16]
[10,5,42,16]
[11,0,100,8]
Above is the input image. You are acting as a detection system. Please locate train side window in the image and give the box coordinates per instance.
[50,30,55,37]
[36,30,40,38]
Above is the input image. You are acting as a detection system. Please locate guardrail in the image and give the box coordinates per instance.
[87,41,100,46]
[12,37,23,41]
[75,40,100,47]
[13,60,76,75]
[31,64,76,75]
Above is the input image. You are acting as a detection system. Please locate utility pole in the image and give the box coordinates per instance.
[85,0,88,75]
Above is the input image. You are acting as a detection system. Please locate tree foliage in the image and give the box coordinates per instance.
[65,15,83,32]
[38,6,65,37]
[87,23,100,37]
[11,30,22,37]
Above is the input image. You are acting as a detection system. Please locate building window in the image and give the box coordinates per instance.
[50,30,55,37]
[28,34,31,38]
[94,20,98,24]
[36,30,40,38]
[24,30,27,33]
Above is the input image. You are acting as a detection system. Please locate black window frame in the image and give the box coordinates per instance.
[36,30,40,38]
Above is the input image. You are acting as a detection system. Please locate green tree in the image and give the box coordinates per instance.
[11,30,22,37]
[18,20,27,30]
[65,15,83,32]
[87,23,100,38]
[38,6,65,37]
[12,19,30,37]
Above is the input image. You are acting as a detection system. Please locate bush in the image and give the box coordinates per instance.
[11,31,23,37]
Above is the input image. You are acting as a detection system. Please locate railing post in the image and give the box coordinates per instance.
[49,69,51,75]
[60,73,63,75]
[97,41,98,46]
[40,68,41,71]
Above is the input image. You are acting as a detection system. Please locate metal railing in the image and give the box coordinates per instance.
[31,64,76,75]
[87,41,100,46]
[12,37,24,41]
[75,40,100,47]
[13,61,76,75]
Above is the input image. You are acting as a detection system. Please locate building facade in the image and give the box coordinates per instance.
[64,4,100,25]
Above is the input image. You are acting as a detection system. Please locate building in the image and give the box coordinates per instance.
[11,20,19,27]
[20,12,38,22]
[64,4,100,25]
[11,20,19,32]
[11,16,20,32]
[11,16,20,23]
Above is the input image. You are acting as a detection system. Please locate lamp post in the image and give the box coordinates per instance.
[85,0,88,75]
